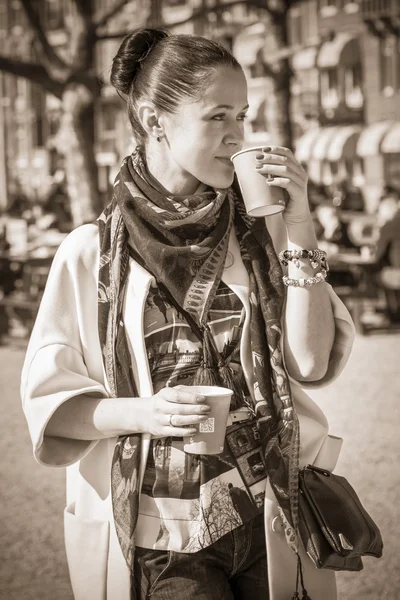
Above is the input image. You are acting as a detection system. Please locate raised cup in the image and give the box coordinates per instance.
[231,146,286,217]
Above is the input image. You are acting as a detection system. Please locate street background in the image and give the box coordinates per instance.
[1,330,399,600]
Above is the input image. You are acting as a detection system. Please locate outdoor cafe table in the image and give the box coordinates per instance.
[0,250,56,343]
[329,250,379,334]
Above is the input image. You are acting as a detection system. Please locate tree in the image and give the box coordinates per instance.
[0,0,138,226]
[0,0,298,227]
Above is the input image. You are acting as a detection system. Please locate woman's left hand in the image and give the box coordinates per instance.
[255,145,310,224]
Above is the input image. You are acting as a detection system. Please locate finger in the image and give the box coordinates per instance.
[167,414,210,428]
[255,164,305,188]
[255,152,304,177]
[168,402,211,416]
[165,426,198,437]
[163,387,206,404]
[262,145,295,160]
[266,176,304,196]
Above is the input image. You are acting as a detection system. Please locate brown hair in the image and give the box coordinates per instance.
[110,28,242,144]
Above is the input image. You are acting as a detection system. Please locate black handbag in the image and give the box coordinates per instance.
[298,465,383,571]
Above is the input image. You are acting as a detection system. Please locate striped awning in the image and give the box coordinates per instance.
[381,122,400,154]
[311,127,341,161]
[317,33,359,68]
[294,128,321,163]
[356,121,395,157]
[326,125,362,162]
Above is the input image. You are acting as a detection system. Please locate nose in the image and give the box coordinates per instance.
[224,120,244,150]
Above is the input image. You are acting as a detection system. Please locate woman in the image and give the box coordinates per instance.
[21,29,354,600]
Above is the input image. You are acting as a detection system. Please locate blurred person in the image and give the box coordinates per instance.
[371,190,400,322]
[21,28,354,600]
[315,201,354,254]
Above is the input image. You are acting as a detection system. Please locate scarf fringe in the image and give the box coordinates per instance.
[218,364,245,411]
[193,364,222,388]
[291,553,312,600]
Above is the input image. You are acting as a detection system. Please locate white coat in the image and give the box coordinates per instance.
[21,221,355,600]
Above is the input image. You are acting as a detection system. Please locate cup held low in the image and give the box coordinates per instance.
[178,385,233,455]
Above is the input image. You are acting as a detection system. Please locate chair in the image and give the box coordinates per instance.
[346,219,378,248]
[379,267,400,322]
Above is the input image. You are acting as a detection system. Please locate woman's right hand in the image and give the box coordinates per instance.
[139,386,211,437]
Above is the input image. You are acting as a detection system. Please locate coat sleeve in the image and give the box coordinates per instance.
[20,225,109,468]
[265,213,355,390]
[287,283,355,390]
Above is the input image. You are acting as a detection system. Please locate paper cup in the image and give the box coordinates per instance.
[180,385,233,455]
[231,146,286,217]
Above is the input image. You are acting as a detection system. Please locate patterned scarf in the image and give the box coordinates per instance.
[97,151,300,597]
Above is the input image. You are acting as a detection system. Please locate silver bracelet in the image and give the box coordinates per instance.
[283,269,328,287]
[279,248,328,270]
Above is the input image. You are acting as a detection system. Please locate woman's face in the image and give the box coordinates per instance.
[160,66,248,190]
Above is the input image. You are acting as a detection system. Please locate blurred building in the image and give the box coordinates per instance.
[289,0,400,213]
[0,0,399,214]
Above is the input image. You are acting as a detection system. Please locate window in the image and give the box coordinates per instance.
[289,7,302,46]
[380,36,395,93]
[329,161,339,176]
[321,68,339,109]
[101,104,118,133]
[352,157,364,186]
[397,38,400,91]
[303,0,319,44]
[385,154,400,191]
[9,0,22,30]
[319,0,338,17]
[44,0,65,31]
[344,64,363,108]
[31,84,46,147]
[343,0,359,14]
[164,0,186,6]
[0,2,7,33]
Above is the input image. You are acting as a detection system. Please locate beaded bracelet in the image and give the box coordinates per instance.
[279,248,328,270]
[283,268,328,287]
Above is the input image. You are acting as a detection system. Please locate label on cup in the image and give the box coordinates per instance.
[199,418,215,433]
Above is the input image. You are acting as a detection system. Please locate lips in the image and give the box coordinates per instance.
[216,157,233,166]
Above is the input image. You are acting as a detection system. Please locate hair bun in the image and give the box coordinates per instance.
[111,28,168,95]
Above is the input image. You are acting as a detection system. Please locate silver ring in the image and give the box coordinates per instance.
[169,414,176,427]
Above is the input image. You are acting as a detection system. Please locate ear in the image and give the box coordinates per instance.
[137,101,163,142]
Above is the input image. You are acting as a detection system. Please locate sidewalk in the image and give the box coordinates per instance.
[1,332,399,599]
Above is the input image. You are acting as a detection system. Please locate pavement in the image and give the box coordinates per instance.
[0,331,399,600]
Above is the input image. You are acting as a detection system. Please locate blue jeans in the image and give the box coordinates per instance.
[133,513,268,599]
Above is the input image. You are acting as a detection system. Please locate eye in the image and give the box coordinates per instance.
[211,114,226,121]
[237,113,248,121]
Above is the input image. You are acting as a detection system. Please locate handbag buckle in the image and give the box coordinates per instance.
[306,464,331,477]
[339,533,354,551]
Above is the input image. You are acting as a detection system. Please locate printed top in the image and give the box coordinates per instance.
[134,281,268,553]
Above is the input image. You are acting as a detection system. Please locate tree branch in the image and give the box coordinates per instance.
[74,0,95,20]
[164,0,269,29]
[95,0,270,38]
[0,56,64,98]
[94,0,128,29]
[19,0,68,71]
